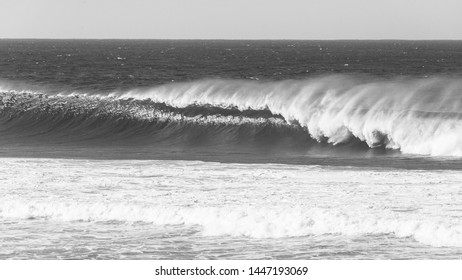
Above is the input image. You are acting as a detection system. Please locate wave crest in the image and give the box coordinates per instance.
[117,76,462,156]
[2,75,462,156]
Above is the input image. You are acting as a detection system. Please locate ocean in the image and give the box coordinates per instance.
[0,39,461,259]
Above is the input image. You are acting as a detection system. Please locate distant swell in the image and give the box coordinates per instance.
[1,75,462,157]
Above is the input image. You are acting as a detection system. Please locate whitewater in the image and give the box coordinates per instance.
[1,158,462,259]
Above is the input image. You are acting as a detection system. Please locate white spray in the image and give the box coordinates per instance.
[117,75,462,157]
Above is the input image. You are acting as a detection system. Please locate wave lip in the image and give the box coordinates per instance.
[1,201,461,248]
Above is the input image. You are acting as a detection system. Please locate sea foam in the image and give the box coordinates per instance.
[1,201,461,247]
[1,158,461,248]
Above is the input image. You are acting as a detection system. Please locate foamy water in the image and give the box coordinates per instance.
[1,158,461,259]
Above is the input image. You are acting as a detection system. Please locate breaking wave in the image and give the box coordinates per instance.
[1,74,462,156]
[1,200,461,247]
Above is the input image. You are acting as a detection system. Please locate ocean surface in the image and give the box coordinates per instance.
[0,39,462,259]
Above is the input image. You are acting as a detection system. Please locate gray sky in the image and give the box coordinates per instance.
[1,0,462,39]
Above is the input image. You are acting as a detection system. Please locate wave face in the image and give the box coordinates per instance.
[1,75,462,157]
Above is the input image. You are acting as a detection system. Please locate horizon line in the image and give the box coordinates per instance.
[1,38,462,41]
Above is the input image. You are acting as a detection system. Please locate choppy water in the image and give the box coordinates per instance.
[1,40,462,259]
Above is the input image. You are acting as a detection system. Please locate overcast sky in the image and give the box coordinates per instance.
[1,0,462,39]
